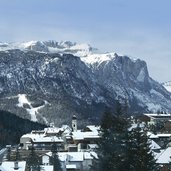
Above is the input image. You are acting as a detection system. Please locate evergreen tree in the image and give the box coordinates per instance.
[91,103,129,171]
[100,107,114,129]
[26,145,41,171]
[126,124,158,171]
[50,143,62,171]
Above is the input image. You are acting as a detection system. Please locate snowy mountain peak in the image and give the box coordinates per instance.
[0,40,96,56]
[0,40,144,72]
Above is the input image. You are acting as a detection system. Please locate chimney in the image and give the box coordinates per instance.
[14,161,19,170]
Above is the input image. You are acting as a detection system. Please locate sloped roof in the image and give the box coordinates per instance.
[72,130,100,140]
[150,140,161,150]
[156,147,171,164]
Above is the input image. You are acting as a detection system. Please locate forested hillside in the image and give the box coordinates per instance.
[0,110,46,147]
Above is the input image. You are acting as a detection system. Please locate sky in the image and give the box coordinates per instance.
[0,0,171,82]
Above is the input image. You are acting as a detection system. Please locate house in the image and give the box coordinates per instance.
[20,132,64,151]
[20,125,70,151]
[0,161,26,171]
[144,113,171,126]
[41,151,97,171]
[71,125,100,152]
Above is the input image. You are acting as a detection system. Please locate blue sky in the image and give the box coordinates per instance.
[0,0,171,82]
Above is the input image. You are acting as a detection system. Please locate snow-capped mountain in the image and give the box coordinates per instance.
[0,40,96,57]
[0,40,170,126]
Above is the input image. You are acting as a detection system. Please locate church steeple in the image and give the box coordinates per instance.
[72,115,77,132]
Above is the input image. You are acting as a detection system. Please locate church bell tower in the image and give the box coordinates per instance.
[72,115,77,132]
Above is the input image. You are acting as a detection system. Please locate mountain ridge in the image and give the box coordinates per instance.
[0,41,170,126]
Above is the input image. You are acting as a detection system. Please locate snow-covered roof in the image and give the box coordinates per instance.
[66,164,77,169]
[67,152,84,162]
[150,140,161,150]
[156,147,171,164]
[40,165,53,171]
[44,127,64,134]
[0,161,26,171]
[147,132,159,139]
[148,132,171,139]
[32,136,63,143]
[21,132,63,143]
[153,150,164,160]
[157,134,171,137]
[144,113,171,118]
[72,130,100,140]
[21,132,41,139]
[86,125,100,132]
[87,144,98,149]
[61,125,72,134]
[84,151,97,159]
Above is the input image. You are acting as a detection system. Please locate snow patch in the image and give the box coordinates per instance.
[165,86,171,93]
[137,67,145,82]
[81,53,116,65]
[17,94,31,107]
[162,81,171,93]
[17,94,47,122]
[26,104,45,122]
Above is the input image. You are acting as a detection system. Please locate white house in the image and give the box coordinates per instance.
[0,161,26,171]
[41,151,97,171]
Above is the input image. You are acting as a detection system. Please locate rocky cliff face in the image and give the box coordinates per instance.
[0,41,170,126]
[88,54,171,113]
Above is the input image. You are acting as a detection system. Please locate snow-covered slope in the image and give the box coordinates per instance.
[162,81,171,93]
[0,40,170,125]
[17,94,48,122]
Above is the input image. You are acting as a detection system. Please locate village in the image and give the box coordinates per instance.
[1,113,171,171]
